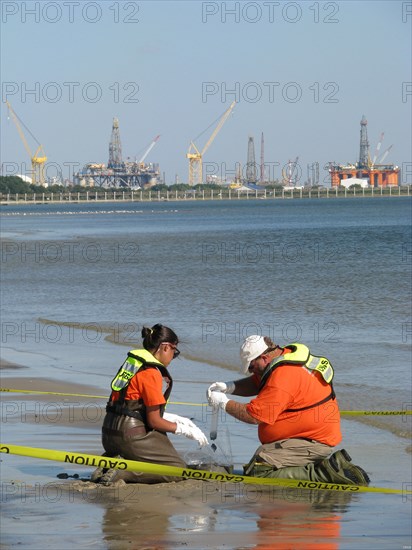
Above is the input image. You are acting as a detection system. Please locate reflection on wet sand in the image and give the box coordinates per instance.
[250,488,354,550]
[92,481,354,549]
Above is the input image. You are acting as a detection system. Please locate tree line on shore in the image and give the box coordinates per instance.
[0,176,289,195]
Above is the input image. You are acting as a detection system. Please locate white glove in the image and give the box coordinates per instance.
[174,419,209,447]
[208,391,229,411]
[163,412,196,428]
[208,381,235,395]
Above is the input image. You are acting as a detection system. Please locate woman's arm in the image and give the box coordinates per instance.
[146,405,208,446]
[146,405,177,432]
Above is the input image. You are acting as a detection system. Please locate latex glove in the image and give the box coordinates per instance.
[174,419,209,447]
[163,412,196,428]
[208,381,235,395]
[208,390,229,411]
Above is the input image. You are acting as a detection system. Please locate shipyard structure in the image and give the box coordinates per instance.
[329,116,399,187]
[74,118,160,189]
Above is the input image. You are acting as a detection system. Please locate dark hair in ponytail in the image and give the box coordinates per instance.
[141,323,178,352]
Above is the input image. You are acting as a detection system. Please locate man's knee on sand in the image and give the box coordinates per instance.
[244,438,332,474]
[244,449,370,487]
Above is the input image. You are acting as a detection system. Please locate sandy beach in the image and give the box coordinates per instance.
[1,358,411,550]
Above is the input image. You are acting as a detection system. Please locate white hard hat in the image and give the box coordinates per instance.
[240,335,268,374]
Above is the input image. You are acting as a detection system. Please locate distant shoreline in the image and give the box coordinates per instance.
[1,185,411,206]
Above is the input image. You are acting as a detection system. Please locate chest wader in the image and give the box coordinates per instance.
[247,449,370,486]
[96,350,186,484]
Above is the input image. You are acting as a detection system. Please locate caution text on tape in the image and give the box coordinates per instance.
[1,443,410,496]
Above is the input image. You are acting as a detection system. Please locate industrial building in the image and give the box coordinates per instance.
[329,116,400,187]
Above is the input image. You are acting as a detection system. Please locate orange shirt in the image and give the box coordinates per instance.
[111,368,166,407]
[246,364,342,446]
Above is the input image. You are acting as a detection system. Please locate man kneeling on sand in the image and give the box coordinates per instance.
[207,335,370,486]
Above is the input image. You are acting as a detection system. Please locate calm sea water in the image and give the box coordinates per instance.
[1,197,411,442]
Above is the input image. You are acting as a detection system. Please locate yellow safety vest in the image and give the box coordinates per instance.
[259,343,335,412]
[266,343,334,384]
[107,349,173,422]
[111,349,164,392]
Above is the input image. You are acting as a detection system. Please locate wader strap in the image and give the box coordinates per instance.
[105,402,145,421]
[284,386,336,413]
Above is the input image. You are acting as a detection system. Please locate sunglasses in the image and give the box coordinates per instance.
[248,346,278,371]
[162,342,180,359]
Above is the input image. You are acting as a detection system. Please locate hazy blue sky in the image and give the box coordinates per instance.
[1,1,411,185]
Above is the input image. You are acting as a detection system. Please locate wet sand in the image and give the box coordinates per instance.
[1,361,411,549]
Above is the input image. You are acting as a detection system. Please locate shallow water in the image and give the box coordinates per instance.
[2,198,411,435]
[1,197,411,548]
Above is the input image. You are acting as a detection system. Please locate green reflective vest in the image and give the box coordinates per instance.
[111,349,164,392]
[107,349,173,422]
[259,343,335,412]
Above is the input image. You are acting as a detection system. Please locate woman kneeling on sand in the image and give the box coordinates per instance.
[92,323,208,484]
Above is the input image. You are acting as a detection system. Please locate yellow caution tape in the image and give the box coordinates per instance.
[0,443,409,496]
[0,387,107,399]
[340,410,412,416]
[1,388,411,416]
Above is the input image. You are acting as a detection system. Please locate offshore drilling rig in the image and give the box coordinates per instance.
[329,116,399,187]
[74,118,160,188]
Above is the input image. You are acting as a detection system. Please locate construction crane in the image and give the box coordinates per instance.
[378,144,393,164]
[139,135,160,164]
[6,101,47,185]
[370,132,394,168]
[370,132,384,168]
[186,101,236,185]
